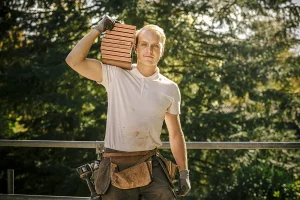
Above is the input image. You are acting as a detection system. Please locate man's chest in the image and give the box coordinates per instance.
[111,76,173,115]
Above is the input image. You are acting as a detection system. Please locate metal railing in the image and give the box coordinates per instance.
[1,140,300,149]
[1,139,299,199]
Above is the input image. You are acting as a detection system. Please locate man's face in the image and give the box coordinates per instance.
[135,29,164,67]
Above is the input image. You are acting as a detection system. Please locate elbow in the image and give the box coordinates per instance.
[65,54,84,69]
[65,54,74,67]
[65,54,79,70]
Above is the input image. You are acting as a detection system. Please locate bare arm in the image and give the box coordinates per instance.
[165,112,191,196]
[65,16,115,82]
[165,112,188,170]
[65,29,103,82]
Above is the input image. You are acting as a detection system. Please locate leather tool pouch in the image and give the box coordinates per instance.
[93,158,111,195]
[163,158,177,181]
[110,160,153,189]
[156,155,178,188]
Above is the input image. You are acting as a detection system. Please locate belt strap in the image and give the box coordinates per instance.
[136,149,158,165]
[102,149,157,158]
[103,149,158,165]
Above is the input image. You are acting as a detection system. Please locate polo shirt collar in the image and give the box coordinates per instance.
[130,64,160,80]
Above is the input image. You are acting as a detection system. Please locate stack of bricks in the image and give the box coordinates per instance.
[101,23,136,69]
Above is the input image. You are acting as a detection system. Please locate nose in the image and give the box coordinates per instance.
[146,46,153,54]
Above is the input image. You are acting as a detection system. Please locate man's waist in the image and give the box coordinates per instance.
[103,148,158,158]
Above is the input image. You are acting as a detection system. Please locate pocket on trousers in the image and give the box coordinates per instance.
[110,160,152,189]
[93,158,111,195]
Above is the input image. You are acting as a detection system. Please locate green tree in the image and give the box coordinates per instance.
[0,0,107,196]
[1,0,299,199]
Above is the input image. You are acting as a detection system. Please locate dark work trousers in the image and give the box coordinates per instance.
[102,148,177,200]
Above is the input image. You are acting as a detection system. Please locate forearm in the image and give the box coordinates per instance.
[66,29,101,66]
[170,132,188,170]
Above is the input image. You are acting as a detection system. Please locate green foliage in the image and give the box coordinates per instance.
[0,0,299,199]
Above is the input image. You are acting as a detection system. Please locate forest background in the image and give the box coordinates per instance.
[0,0,299,199]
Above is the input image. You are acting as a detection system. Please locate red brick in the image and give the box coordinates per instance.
[114,23,136,30]
[105,34,134,42]
[102,38,132,46]
[102,50,132,58]
[106,30,134,38]
[101,42,133,50]
[102,54,132,62]
[102,58,132,69]
[101,46,132,54]
[110,26,136,34]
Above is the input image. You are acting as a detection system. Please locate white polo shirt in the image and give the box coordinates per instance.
[99,63,181,152]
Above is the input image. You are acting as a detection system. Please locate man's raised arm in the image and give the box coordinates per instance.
[65,16,115,82]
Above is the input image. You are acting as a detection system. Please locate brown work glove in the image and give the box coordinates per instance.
[92,15,116,33]
[177,169,191,196]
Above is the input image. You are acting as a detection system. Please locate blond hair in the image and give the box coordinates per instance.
[135,24,166,47]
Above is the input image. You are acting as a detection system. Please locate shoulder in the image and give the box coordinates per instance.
[103,63,129,75]
[158,74,179,89]
[157,73,181,98]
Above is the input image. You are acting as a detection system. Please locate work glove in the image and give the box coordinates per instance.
[177,169,191,196]
[92,15,116,33]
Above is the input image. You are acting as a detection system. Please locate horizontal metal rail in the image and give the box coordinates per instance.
[1,140,299,200]
[0,140,299,149]
[0,194,89,200]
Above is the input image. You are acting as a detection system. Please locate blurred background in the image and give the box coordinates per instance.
[0,0,299,199]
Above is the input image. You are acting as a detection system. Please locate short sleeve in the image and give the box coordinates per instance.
[167,84,181,115]
[97,63,117,90]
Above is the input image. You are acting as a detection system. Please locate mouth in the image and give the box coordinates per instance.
[144,56,154,58]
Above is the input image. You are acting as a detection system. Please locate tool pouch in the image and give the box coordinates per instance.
[110,160,153,189]
[156,155,178,188]
[93,158,111,195]
[163,158,177,181]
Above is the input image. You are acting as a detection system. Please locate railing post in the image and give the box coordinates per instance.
[7,169,14,194]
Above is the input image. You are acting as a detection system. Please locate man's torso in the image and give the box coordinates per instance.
[100,64,180,151]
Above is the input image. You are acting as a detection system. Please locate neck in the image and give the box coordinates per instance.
[136,62,158,77]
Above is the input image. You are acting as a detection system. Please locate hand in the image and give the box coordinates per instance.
[92,15,116,33]
[177,169,191,196]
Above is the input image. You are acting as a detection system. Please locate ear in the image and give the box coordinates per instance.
[134,44,137,54]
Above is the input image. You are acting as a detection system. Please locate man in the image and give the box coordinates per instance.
[66,16,190,200]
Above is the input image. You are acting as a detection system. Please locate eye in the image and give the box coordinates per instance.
[141,43,147,46]
[153,44,159,48]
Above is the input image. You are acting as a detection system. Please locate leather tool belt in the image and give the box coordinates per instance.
[93,148,177,194]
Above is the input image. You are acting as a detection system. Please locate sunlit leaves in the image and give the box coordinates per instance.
[0,0,299,198]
